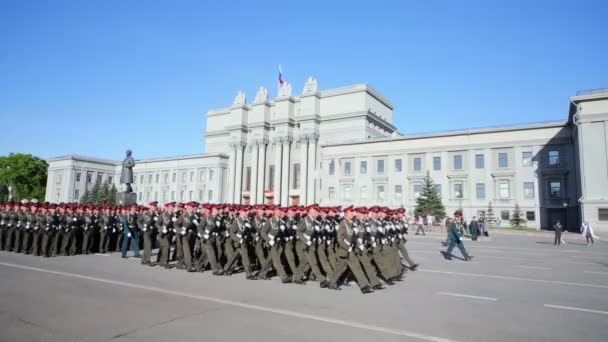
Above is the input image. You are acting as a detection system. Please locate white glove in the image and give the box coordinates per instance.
[348,247,353,253]
[112,229,116,233]
[73,218,77,222]
[357,238,363,244]
[162,228,167,234]
[215,221,221,227]
[292,225,298,230]
[372,241,377,248]
[224,231,229,237]
[203,234,209,239]
[84,227,88,231]
[269,240,275,246]
[197,233,202,238]
[128,233,132,238]
[326,240,331,246]
[358,245,365,251]
[193,219,199,225]
[280,225,286,231]
[245,223,251,228]
[45,227,49,231]
[366,227,371,233]
[239,238,244,244]
[181,230,186,236]
[143,228,147,232]
[354,227,359,234]
[378,227,385,233]
[306,240,312,246]
[314,225,321,231]
[172,217,177,222]
[154,217,158,221]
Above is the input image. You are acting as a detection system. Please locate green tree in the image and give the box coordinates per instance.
[88,183,101,204]
[79,189,90,204]
[108,184,118,205]
[414,171,446,220]
[486,201,495,227]
[0,153,48,202]
[510,203,527,227]
[99,183,110,204]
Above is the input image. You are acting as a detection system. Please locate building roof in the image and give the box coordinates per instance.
[322,120,568,147]
[47,153,228,165]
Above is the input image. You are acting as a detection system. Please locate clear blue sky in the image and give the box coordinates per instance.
[1,0,607,161]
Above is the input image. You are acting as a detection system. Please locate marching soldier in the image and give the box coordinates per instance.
[41,204,58,257]
[180,202,198,272]
[50,203,66,257]
[31,203,46,255]
[82,205,98,254]
[224,206,256,278]
[0,203,8,250]
[158,202,176,268]
[140,202,159,265]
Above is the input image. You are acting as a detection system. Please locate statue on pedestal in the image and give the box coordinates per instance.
[120,150,135,193]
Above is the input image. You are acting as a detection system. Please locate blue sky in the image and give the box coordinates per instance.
[1,0,607,160]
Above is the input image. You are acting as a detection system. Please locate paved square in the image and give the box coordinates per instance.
[1,231,607,342]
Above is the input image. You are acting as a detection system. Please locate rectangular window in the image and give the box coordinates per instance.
[97,174,103,184]
[498,152,509,168]
[172,173,176,183]
[413,157,421,172]
[146,192,150,201]
[180,191,184,201]
[414,184,423,199]
[208,190,213,201]
[245,167,252,191]
[395,159,402,172]
[522,151,533,167]
[476,183,485,199]
[475,154,484,169]
[155,174,159,183]
[76,173,81,182]
[164,174,169,184]
[433,157,441,170]
[549,150,560,166]
[148,175,152,184]
[182,172,187,182]
[108,176,113,184]
[377,160,385,173]
[342,185,352,200]
[360,161,367,174]
[454,183,464,199]
[209,170,214,180]
[526,211,536,221]
[87,172,93,183]
[550,181,561,199]
[454,155,463,170]
[140,175,144,184]
[200,170,205,182]
[329,161,335,175]
[154,191,158,201]
[501,210,510,220]
[162,191,167,201]
[268,165,275,191]
[360,186,368,199]
[189,191,193,200]
[171,191,175,200]
[377,185,385,201]
[292,163,301,189]
[329,187,336,200]
[344,161,351,176]
[138,192,142,201]
[395,185,403,201]
[74,189,80,200]
[598,209,608,221]
[198,190,203,200]
[524,182,535,199]
[499,182,510,198]
[190,172,194,182]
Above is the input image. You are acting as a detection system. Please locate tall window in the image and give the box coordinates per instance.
[209,170,214,180]
[139,192,143,201]
[498,153,509,168]
[182,172,187,182]
[171,191,175,200]
[208,190,213,201]
[148,175,152,184]
[475,154,484,169]
[342,185,352,200]
[414,184,423,199]
[329,161,335,175]
[97,174,103,184]
[268,165,275,191]
[395,159,402,172]
[76,173,81,182]
[549,150,560,166]
[360,161,367,174]
[413,157,422,172]
[154,191,158,200]
[164,174,169,184]
[524,182,535,199]
[499,182,510,198]
[377,160,385,173]
[522,151,533,167]
[526,211,536,221]
[476,183,485,199]
[189,191,193,200]
[190,172,194,182]
[146,192,150,201]
[162,191,167,201]
[140,175,144,184]
[155,174,159,183]
[74,189,80,200]
[550,181,561,199]
[108,176,113,184]
[395,185,403,201]
[180,191,184,201]
[199,190,204,201]
[245,167,252,191]
[344,161,351,176]
[87,172,93,183]
[329,187,336,200]
[292,163,301,189]
[501,210,510,220]
[454,155,463,170]
[172,173,176,183]
[360,186,368,199]
[454,183,464,199]
[433,157,441,170]
[200,170,205,182]
[377,185,385,201]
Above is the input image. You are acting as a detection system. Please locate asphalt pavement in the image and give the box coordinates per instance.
[1,230,607,342]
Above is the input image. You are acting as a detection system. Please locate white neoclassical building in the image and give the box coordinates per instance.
[45,79,608,232]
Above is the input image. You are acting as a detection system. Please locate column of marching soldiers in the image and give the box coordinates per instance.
[0,200,419,294]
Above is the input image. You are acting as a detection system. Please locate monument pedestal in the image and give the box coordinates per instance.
[117,192,137,206]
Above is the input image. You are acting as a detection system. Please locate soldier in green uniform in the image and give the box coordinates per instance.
[158,202,176,268]
[353,208,385,289]
[14,203,27,253]
[68,205,84,255]
[98,206,111,253]
[0,203,11,250]
[50,204,66,257]
[41,204,58,257]
[264,206,292,283]
[31,203,46,255]
[180,201,198,272]
[140,202,159,265]
[320,206,374,294]
[224,206,256,278]
[82,205,97,254]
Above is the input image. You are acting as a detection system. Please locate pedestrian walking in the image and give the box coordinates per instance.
[443,212,473,261]
[553,220,563,246]
[581,221,599,246]
[415,215,425,236]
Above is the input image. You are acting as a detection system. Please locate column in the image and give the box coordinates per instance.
[256,138,268,204]
[227,144,237,203]
[307,133,319,204]
[300,135,309,205]
[280,136,292,206]
[273,138,283,205]
[250,140,260,204]
[234,141,245,204]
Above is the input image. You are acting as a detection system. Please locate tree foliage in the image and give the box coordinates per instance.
[88,182,101,204]
[414,171,446,220]
[79,189,90,204]
[510,203,527,227]
[0,153,48,202]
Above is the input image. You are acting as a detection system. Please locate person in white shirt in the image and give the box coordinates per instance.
[415,215,425,236]
[426,214,434,232]
[581,221,599,246]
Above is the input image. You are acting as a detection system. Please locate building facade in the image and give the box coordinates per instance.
[45,80,608,232]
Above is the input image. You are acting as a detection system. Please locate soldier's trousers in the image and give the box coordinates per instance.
[23,230,34,254]
[173,233,183,266]
[31,229,42,255]
[181,234,195,270]
[269,244,288,280]
[0,228,5,250]
[51,231,62,256]
[293,240,308,280]
[41,231,53,256]
[255,241,273,276]
[328,253,371,289]
[3,228,14,250]
[99,229,109,253]
[327,244,338,271]
[358,252,382,287]
[82,229,92,254]
[115,230,123,252]
[372,247,394,280]
[60,230,72,255]
[225,243,253,276]
[142,230,153,263]
[398,242,415,267]
[223,238,235,268]
[202,239,221,272]
[283,240,298,275]
[69,229,80,255]
[388,244,403,276]
[304,245,325,280]
[158,234,171,267]
[317,243,334,274]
